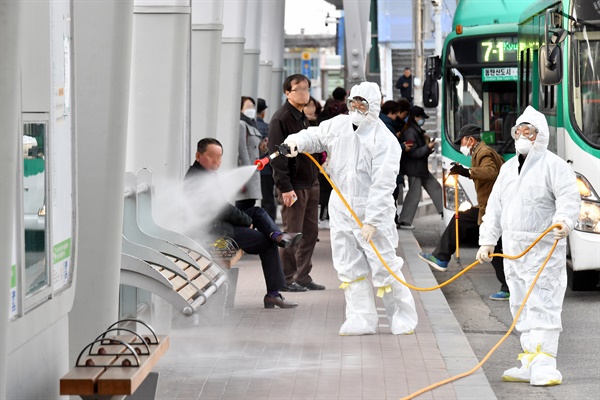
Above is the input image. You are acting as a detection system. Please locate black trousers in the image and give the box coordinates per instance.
[232,207,285,293]
[433,207,508,293]
[260,174,277,221]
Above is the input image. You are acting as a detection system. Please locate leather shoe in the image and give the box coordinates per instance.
[264,294,298,309]
[280,282,308,292]
[298,281,326,290]
[274,232,303,248]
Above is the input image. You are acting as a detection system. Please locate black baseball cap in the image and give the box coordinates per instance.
[453,124,482,144]
[409,105,430,119]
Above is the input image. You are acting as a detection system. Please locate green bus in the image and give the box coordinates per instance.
[436,0,600,290]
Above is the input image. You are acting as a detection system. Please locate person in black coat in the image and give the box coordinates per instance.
[397,106,444,229]
[185,138,302,308]
[395,67,414,105]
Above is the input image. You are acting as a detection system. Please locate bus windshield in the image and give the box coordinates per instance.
[445,35,519,155]
[570,8,600,148]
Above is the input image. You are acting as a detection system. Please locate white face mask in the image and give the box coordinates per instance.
[243,108,256,119]
[460,145,471,157]
[350,110,367,125]
[515,136,533,155]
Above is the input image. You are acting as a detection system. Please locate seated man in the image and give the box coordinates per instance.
[185,138,302,308]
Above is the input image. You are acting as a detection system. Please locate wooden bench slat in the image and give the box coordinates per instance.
[192,274,211,290]
[196,257,212,271]
[157,267,175,280]
[60,367,106,395]
[96,336,170,395]
[182,265,201,280]
[170,275,187,291]
[177,284,198,301]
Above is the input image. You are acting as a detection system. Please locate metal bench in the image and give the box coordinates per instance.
[60,319,169,400]
[120,170,227,317]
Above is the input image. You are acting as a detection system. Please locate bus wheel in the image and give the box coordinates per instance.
[567,260,600,291]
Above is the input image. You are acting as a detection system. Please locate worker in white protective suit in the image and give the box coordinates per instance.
[282,81,418,335]
[477,106,581,386]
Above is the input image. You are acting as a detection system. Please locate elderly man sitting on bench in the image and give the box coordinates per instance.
[185,138,301,309]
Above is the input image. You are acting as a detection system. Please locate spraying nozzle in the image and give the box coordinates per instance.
[254,143,296,170]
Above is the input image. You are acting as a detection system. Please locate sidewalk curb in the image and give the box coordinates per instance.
[398,207,498,400]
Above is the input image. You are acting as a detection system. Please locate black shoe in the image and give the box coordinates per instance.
[274,232,303,248]
[280,282,308,292]
[264,294,298,309]
[397,222,415,230]
[298,281,326,290]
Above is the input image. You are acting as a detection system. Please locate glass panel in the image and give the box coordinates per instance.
[571,29,600,148]
[446,66,517,154]
[22,122,49,296]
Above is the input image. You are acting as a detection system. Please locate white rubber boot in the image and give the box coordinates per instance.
[380,281,418,335]
[529,354,562,386]
[502,357,531,383]
[339,278,378,336]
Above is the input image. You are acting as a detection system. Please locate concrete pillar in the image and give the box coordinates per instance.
[257,1,275,120]
[343,0,370,86]
[69,0,134,364]
[127,2,190,189]
[379,42,394,101]
[269,0,285,111]
[0,2,21,397]
[242,0,262,100]
[190,0,223,161]
[215,0,247,172]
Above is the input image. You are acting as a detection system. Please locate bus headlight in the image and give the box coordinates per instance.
[443,172,472,211]
[575,173,600,234]
[576,200,600,233]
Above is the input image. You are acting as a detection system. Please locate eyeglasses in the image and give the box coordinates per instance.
[346,97,369,115]
[511,123,538,139]
[290,87,310,93]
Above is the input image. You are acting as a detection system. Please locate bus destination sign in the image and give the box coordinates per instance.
[482,67,518,82]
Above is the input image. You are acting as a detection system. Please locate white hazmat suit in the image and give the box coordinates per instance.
[478,106,581,386]
[284,82,418,335]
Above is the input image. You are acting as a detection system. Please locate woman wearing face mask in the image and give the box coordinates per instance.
[235,96,263,211]
[397,106,444,230]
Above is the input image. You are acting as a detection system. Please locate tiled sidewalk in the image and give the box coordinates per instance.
[154,227,496,400]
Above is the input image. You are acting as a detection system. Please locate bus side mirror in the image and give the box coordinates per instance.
[539,44,563,85]
[423,55,442,107]
[540,10,567,86]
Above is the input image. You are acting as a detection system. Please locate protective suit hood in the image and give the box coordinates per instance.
[348,81,382,123]
[515,106,549,152]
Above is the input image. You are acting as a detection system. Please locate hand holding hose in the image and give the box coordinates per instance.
[281,139,299,157]
[476,245,494,263]
[553,221,570,239]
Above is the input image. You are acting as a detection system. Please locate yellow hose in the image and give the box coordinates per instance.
[400,239,558,400]
[304,152,562,399]
[454,174,460,259]
[304,152,557,291]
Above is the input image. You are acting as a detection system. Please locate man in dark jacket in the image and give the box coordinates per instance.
[395,67,413,105]
[397,106,443,229]
[268,74,325,292]
[418,125,509,301]
[185,138,302,308]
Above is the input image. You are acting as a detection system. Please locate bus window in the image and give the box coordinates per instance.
[572,30,600,147]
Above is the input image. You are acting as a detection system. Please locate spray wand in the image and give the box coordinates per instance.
[254,143,296,170]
